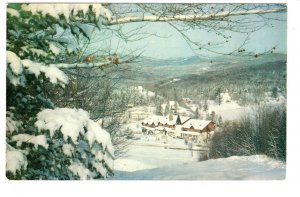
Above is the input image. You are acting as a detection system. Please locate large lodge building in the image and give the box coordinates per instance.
[141,114,215,139]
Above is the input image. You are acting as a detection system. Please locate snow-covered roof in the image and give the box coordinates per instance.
[142,114,215,132]
[166,115,177,125]
[182,119,212,130]
[142,114,180,126]
[179,116,191,124]
[142,115,169,125]
[142,114,193,126]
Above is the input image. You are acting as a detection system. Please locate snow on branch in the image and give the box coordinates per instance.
[107,7,287,25]
[21,4,112,22]
[19,3,286,27]
[62,144,74,157]
[35,108,89,142]
[7,51,23,75]
[11,134,49,149]
[68,162,92,180]
[6,144,28,175]
[34,108,114,179]
[6,111,22,134]
[52,53,121,70]
[7,50,124,87]
[22,59,69,86]
[7,8,20,17]
[34,108,114,156]
[7,51,69,87]
[49,42,61,56]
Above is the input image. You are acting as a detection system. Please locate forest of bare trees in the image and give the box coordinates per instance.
[210,104,286,161]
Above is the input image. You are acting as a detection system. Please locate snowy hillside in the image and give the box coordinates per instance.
[110,135,285,180]
[208,101,251,121]
[113,152,285,180]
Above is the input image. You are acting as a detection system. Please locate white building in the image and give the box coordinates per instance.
[141,114,215,141]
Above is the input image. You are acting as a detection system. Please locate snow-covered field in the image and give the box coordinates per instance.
[111,137,285,180]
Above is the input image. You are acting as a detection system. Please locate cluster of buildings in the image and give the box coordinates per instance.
[141,114,215,140]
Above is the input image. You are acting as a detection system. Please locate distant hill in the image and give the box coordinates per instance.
[155,54,287,99]
[139,53,286,68]
[122,53,287,86]
[139,56,209,67]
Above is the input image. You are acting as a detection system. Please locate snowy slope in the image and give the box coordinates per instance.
[112,154,285,180]
[111,140,285,180]
[208,101,251,121]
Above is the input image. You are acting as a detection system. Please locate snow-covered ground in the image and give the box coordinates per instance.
[111,136,285,180]
[186,99,251,121]
[209,101,251,121]
[121,121,143,133]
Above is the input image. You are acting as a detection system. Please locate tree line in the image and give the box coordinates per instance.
[210,104,286,161]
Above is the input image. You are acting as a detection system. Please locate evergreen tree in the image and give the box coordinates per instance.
[272,87,278,98]
[6,4,114,180]
[211,111,216,122]
[155,100,162,115]
[198,102,202,111]
[195,108,199,119]
[175,101,178,112]
[203,100,209,111]
[218,116,223,127]
[169,110,174,121]
[176,115,182,125]
[164,101,170,116]
[215,87,221,105]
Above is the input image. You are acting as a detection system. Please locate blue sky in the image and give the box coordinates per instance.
[106,11,287,59]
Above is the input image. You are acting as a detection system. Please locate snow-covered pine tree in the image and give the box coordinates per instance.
[195,107,199,119]
[218,116,223,127]
[272,86,278,98]
[203,100,209,111]
[164,100,170,116]
[6,4,115,180]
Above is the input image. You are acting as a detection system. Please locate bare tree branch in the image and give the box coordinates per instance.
[106,7,286,25]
